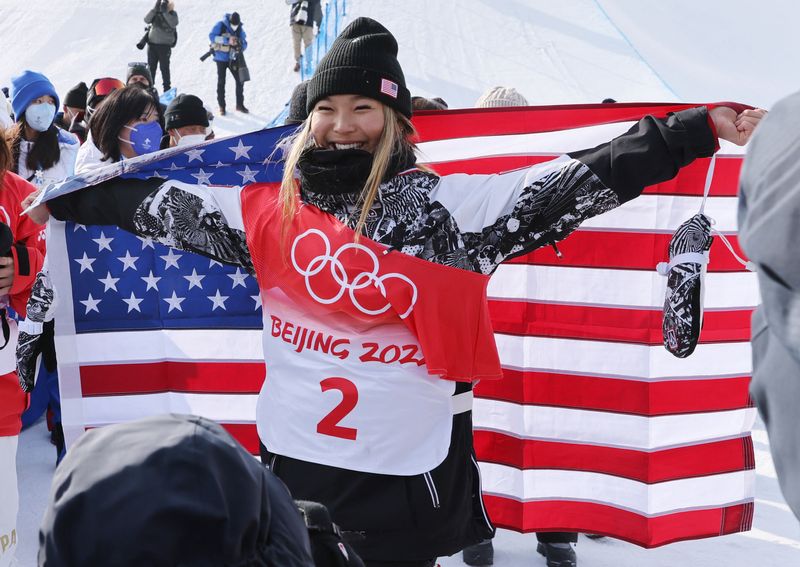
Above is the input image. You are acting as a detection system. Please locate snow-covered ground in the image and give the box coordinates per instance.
[6,0,800,565]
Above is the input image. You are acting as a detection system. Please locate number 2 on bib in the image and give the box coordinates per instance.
[317,377,358,440]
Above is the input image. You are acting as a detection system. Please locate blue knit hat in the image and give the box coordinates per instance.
[10,70,60,119]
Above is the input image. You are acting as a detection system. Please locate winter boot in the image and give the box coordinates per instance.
[219,106,226,116]
[537,542,577,567]
[236,104,250,114]
[462,539,493,566]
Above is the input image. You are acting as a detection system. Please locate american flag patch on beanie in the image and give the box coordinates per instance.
[380,78,398,99]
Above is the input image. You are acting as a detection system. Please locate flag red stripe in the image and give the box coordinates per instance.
[412,103,698,142]
[488,302,753,345]
[474,431,754,483]
[80,361,265,396]
[221,423,261,455]
[482,496,753,548]
[429,155,742,198]
[504,230,748,272]
[474,369,752,415]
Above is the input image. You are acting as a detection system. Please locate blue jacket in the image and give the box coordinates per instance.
[209,14,247,63]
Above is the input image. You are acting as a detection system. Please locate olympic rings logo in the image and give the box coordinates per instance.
[291,229,418,319]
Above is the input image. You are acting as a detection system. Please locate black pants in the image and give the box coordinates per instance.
[216,60,244,109]
[366,561,436,567]
[147,44,172,91]
[537,532,578,544]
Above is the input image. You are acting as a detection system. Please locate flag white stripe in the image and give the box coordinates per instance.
[417,122,746,163]
[74,329,265,364]
[493,334,751,379]
[580,195,739,233]
[489,264,759,310]
[472,398,756,451]
[82,392,258,426]
[478,462,754,516]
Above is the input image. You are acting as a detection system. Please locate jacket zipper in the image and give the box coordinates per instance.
[423,471,441,509]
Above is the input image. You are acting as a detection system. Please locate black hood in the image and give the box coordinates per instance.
[39,414,314,567]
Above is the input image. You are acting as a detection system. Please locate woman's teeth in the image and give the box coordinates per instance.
[332,142,364,150]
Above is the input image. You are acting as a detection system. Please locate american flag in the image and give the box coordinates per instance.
[48,104,755,548]
[380,78,399,99]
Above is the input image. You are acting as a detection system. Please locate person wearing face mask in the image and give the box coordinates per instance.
[209,12,249,116]
[75,86,162,173]
[26,17,766,567]
[6,71,79,190]
[55,82,88,145]
[164,93,211,148]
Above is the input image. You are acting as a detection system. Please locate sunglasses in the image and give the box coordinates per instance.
[92,77,125,97]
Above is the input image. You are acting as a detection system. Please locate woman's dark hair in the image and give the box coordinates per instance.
[7,116,61,176]
[90,86,157,163]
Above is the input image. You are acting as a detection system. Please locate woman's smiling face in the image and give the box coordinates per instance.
[310,94,385,153]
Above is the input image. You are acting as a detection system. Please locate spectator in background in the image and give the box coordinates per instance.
[38,414,316,567]
[164,93,211,147]
[209,12,248,115]
[76,86,161,173]
[411,96,448,112]
[285,80,309,125]
[0,133,47,567]
[126,62,167,129]
[74,77,126,174]
[7,71,79,189]
[144,0,178,92]
[288,0,322,73]
[475,86,529,108]
[55,82,88,144]
[0,89,13,130]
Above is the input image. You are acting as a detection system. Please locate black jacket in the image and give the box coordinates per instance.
[290,0,322,28]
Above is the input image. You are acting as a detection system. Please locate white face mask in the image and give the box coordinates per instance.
[25,102,56,132]
[175,133,207,147]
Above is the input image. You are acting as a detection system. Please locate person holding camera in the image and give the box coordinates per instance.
[288,0,321,73]
[141,0,178,93]
[208,12,248,116]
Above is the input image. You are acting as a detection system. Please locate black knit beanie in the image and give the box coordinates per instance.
[64,82,88,109]
[126,63,153,86]
[306,17,411,118]
[165,94,210,130]
[286,80,309,125]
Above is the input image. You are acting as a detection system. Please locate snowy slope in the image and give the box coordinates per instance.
[6,0,800,566]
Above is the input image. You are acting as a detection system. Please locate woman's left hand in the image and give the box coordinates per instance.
[710,106,767,146]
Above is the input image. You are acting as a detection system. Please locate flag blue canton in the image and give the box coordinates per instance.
[53,128,302,333]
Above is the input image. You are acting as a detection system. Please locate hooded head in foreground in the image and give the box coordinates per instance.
[39,414,314,567]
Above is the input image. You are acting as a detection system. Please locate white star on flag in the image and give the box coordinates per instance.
[228,139,253,160]
[92,231,114,252]
[74,252,96,273]
[79,293,102,314]
[183,268,206,290]
[167,162,184,171]
[122,292,144,313]
[117,251,139,272]
[137,236,156,250]
[261,155,273,167]
[191,169,214,184]
[141,270,161,291]
[163,291,186,313]
[160,249,182,270]
[236,165,259,183]
[186,148,205,163]
[250,294,262,310]
[207,289,229,311]
[151,171,167,179]
[213,160,227,168]
[228,268,248,288]
[209,259,223,268]
[73,224,87,232]
[98,272,120,292]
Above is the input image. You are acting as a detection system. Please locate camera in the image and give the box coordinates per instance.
[136,25,151,50]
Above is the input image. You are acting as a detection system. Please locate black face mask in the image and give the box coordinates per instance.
[296,144,418,196]
[297,147,374,196]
